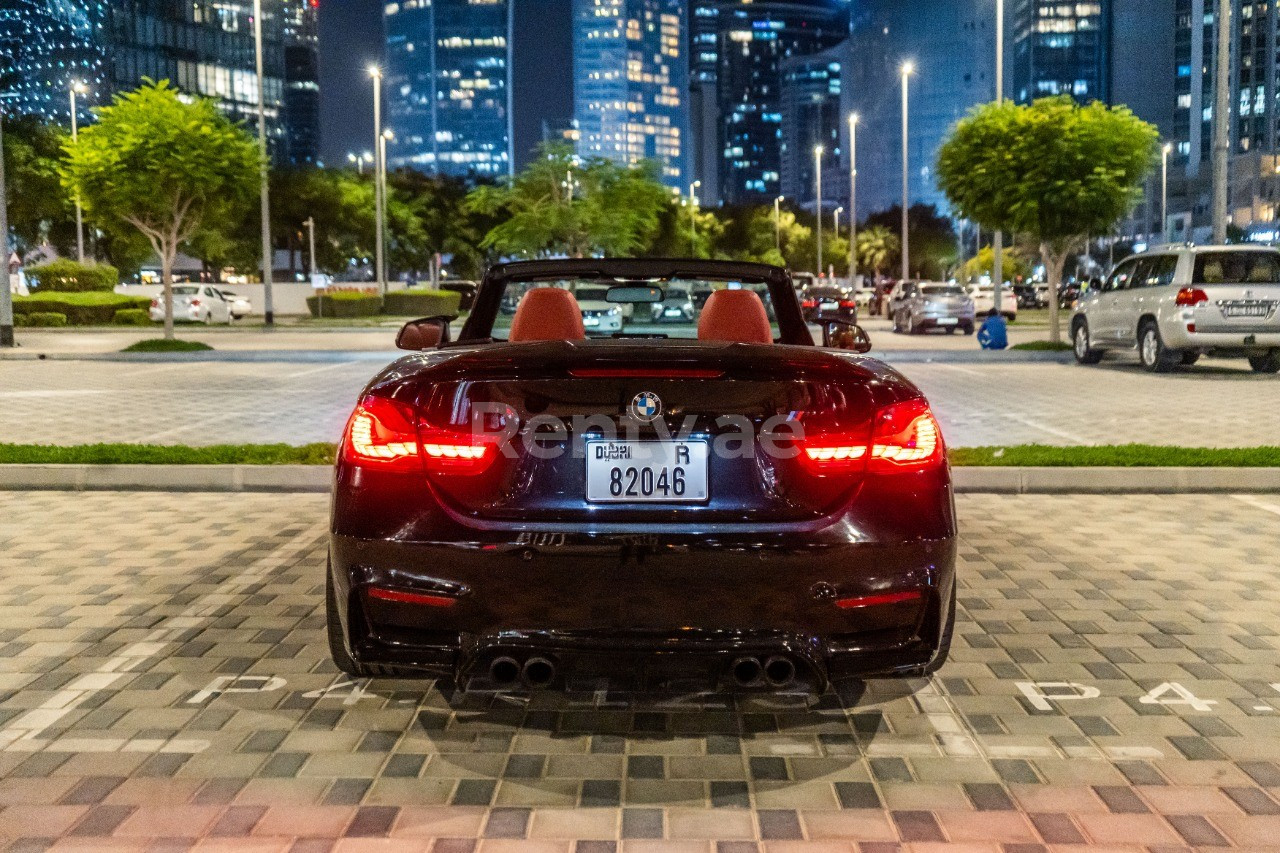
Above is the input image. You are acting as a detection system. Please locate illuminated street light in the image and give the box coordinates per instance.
[848,113,859,289]
[815,145,824,275]
[688,180,701,256]
[370,65,385,294]
[774,195,784,255]
[254,0,274,326]
[1162,142,1173,243]
[69,80,88,263]
[900,62,914,282]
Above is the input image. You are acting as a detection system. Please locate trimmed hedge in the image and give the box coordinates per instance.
[14,312,68,327]
[383,289,462,317]
[306,291,383,318]
[13,292,151,325]
[26,259,120,292]
[113,308,153,326]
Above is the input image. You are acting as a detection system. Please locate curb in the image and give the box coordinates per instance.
[1,464,1278,494]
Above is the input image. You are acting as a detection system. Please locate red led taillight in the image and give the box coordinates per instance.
[835,589,923,609]
[190,298,202,307]
[367,586,457,607]
[801,299,817,308]
[1176,287,1209,307]
[801,399,944,475]
[341,394,495,474]
[839,300,857,308]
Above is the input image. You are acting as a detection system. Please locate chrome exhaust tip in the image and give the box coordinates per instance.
[521,656,556,688]
[731,656,764,687]
[489,656,521,685]
[763,655,796,687]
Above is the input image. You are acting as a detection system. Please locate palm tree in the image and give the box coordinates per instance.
[856,226,900,278]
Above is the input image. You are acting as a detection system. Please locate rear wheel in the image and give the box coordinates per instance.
[1072,320,1103,364]
[1138,321,1177,373]
[944,326,956,335]
[1248,350,1280,373]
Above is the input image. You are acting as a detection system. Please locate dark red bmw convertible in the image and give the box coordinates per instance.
[327,259,956,692]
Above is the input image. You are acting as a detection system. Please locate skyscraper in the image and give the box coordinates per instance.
[779,44,843,210]
[0,0,308,165]
[1011,0,1111,105]
[572,0,687,189]
[384,0,514,178]
[283,0,321,166]
[713,0,848,205]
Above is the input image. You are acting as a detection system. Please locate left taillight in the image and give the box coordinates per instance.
[341,394,495,475]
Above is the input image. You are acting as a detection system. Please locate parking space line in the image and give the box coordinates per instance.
[1232,494,1280,516]
[0,526,324,752]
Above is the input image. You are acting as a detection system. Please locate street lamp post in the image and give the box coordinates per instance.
[774,195,784,255]
[1161,142,1172,242]
[0,105,13,348]
[370,66,385,295]
[688,180,701,256]
[992,0,1005,313]
[814,145,824,275]
[900,62,914,282]
[347,151,372,175]
[833,206,843,244]
[379,129,392,289]
[69,80,87,263]
[253,0,274,327]
[848,113,858,290]
[1212,0,1230,243]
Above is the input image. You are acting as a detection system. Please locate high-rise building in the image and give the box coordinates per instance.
[1011,0,1112,105]
[572,0,687,188]
[384,0,514,178]
[688,1,721,201]
[283,0,321,166]
[0,0,307,165]
[843,0,996,216]
[713,0,848,205]
[779,44,843,210]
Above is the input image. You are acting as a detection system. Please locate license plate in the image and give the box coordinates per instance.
[1221,302,1273,318]
[937,317,959,325]
[820,302,838,311]
[583,317,600,327]
[585,440,709,503]
[665,309,683,317]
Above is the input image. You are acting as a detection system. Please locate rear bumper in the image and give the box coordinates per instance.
[328,532,956,689]
[1164,325,1280,351]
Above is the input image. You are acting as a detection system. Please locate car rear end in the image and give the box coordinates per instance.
[148,286,203,322]
[913,285,975,332]
[1160,249,1280,358]
[328,342,956,692]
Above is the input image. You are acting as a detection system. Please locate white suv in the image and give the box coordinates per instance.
[1072,245,1280,373]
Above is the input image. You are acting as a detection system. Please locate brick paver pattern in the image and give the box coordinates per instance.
[0,492,1277,850]
[2,358,1278,448]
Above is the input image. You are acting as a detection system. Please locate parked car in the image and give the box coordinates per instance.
[966,284,1018,321]
[1014,282,1049,309]
[891,282,976,335]
[1072,244,1280,372]
[800,285,858,323]
[650,285,696,324]
[149,285,232,324]
[215,289,252,320]
[328,258,955,693]
[575,286,625,333]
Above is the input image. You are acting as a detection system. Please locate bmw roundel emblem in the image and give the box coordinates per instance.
[629,391,663,423]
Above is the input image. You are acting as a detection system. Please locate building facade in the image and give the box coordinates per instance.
[1011,0,1112,105]
[384,0,514,177]
[843,0,996,217]
[778,43,843,211]
[282,0,321,165]
[0,0,315,165]
[572,0,687,188]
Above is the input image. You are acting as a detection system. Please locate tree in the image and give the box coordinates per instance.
[864,204,957,280]
[1,115,76,257]
[466,142,669,258]
[937,96,1157,341]
[856,226,900,279]
[61,80,259,338]
[964,245,1032,283]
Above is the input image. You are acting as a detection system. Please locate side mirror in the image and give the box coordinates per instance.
[821,318,873,353]
[396,316,452,350]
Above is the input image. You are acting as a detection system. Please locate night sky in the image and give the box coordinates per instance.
[318,0,573,170]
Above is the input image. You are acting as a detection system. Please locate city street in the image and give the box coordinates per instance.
[2,353,1277,449]
[0,492,1277,849]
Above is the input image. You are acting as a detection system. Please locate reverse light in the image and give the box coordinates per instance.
[835,589,923,609]
[868,398,943,471]
[1176,287,1209,307]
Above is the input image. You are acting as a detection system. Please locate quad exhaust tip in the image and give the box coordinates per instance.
[731,656,764,687]
[489,656,521,685]
[521,656,556,688]
[764,655,796,687]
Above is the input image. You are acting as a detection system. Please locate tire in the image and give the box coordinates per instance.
[203,311,212,325]
[945,326,956,335]
[1248,350,1280,373]
[1180,351,1201,366]
[962,323,974,336]
[891,312,903,334]
[1072,320,1104,365]
[1138,321,1177,373]
[908,319,922,335]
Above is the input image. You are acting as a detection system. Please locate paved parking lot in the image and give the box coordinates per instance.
[2,355,1278,448]
[1,492,1279,850]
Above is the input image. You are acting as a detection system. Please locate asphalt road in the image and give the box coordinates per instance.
[1,492,1278,849]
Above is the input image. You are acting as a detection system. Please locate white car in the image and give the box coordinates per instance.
[966,284,1018,321]
[216,288,252,320]
[149,285,233,324]
[574,286,624,333]
[1073,244,1280,373]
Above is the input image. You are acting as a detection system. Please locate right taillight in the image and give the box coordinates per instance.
[867,398,944,472]
[1176,287,1209,307]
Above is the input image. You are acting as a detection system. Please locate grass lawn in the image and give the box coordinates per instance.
[1010,340,1074,351]
[121,339,214,353]
[1,443,1277,467]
